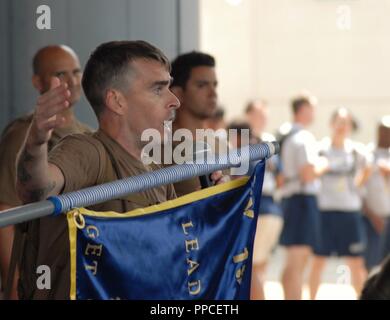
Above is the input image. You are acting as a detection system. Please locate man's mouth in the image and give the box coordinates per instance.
[167,110,176,122]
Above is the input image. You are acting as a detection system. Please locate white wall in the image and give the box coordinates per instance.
[200,0,390,143]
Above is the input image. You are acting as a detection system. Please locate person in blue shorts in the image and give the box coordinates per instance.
[279,93,324,300]
[309,108,371,299]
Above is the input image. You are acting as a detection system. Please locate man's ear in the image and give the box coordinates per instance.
[170,86,184,103]
[105,89,127,115]
[32,75,43,92]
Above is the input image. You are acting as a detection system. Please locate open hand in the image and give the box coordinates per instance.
[30,77,70,145]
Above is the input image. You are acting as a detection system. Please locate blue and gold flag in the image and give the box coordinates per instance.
[66,161,265,300]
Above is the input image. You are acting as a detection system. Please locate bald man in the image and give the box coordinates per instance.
[0,45,91,299]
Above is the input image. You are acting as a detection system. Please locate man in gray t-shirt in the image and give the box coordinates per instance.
[279,94,323,300]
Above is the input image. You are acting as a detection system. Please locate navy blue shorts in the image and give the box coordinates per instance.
[315,211,366,257]
[259,195,283,217]
[280,194,320,249]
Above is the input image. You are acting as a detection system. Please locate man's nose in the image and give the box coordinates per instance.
[65,73,79,87]
[169,91,181,110]
[209,85,217,98]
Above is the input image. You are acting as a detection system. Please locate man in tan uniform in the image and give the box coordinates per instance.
[16,41,226,299]
[0,45,91,299]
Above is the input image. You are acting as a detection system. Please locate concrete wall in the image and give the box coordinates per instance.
[200,0,390,143]
[0,0,200,132]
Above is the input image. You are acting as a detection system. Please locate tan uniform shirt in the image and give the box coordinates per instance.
[30,129,176,299]
[0,114,91,206]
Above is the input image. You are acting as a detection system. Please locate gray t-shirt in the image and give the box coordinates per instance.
[281,124,320,197]
[318,138,368,212]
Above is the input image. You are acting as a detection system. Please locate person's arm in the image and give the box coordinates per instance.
[0,203,19,300]
[355,165,372,188]
[276,174,285,188]
[0,204,13,292]
[16,77,68,203]
[355,149,373,188]
[299,159,329,183]
[298,135,329,183]
[273,155,285,188]
[378,161,390,177]
[298,150,329,184]
[362,201,386,234]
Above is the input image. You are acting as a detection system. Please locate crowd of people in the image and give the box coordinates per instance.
[211,98,390,300]
[0,41,389,300]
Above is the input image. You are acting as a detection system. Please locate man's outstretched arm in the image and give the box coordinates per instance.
[16,77,68,203]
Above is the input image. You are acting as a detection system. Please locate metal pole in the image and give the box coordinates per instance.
[0,142,279,228]
[0,201,54,227]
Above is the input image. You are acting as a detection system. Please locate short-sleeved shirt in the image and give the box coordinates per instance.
[0,114,91,207]
[318,138,368,212]
[365,148,390,216]
[281,124,320,197]
[30,129,176,299]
